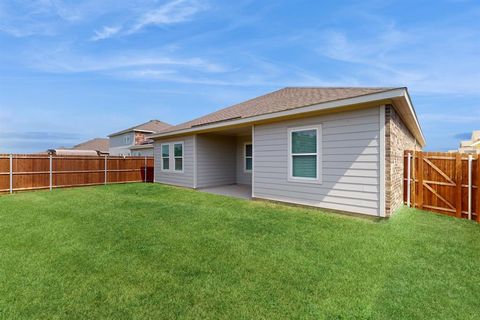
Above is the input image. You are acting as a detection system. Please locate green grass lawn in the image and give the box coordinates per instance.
[0,184,479,319]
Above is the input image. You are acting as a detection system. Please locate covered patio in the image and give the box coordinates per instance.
[194,125,252,198]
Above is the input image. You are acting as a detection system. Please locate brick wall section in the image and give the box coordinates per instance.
[385,105,420,216]
[135,132,148,145]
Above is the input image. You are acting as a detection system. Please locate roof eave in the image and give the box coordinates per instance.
[390,88,426,147]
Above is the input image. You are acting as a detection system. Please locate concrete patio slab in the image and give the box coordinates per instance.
[198,184,251,200]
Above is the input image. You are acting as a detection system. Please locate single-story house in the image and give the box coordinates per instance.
[149,87,425,217]
[108,120,172,156]
[48,149,102,156]
[49,138,109,156]
[72,138,109,155]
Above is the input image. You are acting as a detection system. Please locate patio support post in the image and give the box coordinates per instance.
[9,154,13,194]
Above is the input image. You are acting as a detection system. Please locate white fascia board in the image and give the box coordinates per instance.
[149,88,419,140]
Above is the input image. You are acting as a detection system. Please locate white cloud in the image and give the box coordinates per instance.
[0,0,124,37]
[119,57,338,87]
[88,0,206,41]
[91,26,121,41]
[27,46,228,75]
[315,23,480,95]
[129,0,205,33]
[317,28,419,77]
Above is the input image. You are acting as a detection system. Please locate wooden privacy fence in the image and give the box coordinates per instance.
[0,154,154,193]
[404,151,480,222]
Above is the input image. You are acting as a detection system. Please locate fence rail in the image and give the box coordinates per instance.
[0,154,154,193]
[404,150,479,222]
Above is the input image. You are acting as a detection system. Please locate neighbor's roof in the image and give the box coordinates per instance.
[108,120,172,137]
[49,149,100,156]
[149,87,425,146]
[158,87,394,134]
[73,138,109,152]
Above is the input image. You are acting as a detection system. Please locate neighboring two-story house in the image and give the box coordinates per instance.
[108,120,172,156]
[457,130,480,154]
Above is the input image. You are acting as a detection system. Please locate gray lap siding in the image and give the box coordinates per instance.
[236,135,252,185]
[154,136,195,188]
[154,134,251,189]
[253,106,382,216]
[196,134,236,188]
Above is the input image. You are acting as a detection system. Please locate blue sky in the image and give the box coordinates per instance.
[0,0,479,153]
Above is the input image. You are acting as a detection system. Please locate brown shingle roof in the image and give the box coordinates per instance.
[134,120,172,132]
[109,120,172,136]
[72,138,109,152]
[161,87,398,134]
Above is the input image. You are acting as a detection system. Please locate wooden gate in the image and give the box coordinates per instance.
[404,151,480,222]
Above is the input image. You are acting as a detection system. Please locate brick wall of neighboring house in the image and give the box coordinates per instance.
[385,104,421,216]
[135,132,148,145]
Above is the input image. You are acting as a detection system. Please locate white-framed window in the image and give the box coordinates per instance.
[160,141,184,173]
[244,142,252,172]
[173,142,183,172]
[287,125,322,183]
[161,143,170,171]
[124,135,131,144]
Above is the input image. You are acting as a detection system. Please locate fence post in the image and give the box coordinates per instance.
[49,155,53,191]
[104,156,108,185]
[418,152,424,209]
[412,151,416,207]
[455,153,462,218]
[477,155,480,222]
[144,156,147,182]
[9,154,13,194]
[407,152,411,207]
[468,155,473,220]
